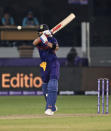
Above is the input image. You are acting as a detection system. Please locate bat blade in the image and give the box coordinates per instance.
[51,13,76,34]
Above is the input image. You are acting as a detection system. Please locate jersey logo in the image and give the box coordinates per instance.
[40,62,47,71]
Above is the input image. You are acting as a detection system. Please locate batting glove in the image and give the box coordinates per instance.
[40,34,48,44]
[43,30,52,37]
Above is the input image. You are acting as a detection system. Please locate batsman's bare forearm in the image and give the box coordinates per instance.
[33,37,41,46]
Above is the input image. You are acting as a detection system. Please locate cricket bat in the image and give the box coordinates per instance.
[51,13,76,34]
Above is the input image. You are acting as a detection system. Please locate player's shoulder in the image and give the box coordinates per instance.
[53,37,57,41]
[48,36,58,44]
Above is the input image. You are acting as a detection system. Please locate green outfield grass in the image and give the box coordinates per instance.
[0,95,111,131]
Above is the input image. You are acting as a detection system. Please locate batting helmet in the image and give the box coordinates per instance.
[37,24,49,32]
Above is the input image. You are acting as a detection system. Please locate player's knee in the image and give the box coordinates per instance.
[42,83,47,95]
[47,79,58,92]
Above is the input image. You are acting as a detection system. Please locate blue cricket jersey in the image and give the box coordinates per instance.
[37,37,58,63]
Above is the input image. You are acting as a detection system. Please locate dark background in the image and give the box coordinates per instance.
[0,0,110,47]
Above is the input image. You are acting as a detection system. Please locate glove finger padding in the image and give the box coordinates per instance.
[43,30,52,37]
[40,34,48,44]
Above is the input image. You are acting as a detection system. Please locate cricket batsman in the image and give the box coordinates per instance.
[33,24,60,115]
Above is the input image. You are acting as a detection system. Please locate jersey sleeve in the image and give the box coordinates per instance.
[52,37,58,46]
